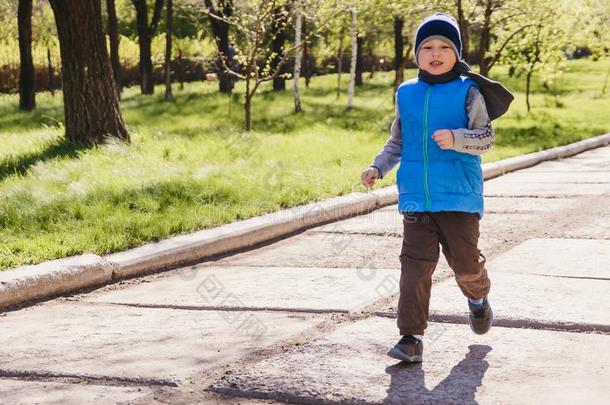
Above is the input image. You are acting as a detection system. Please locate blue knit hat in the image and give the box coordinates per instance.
[415,13,462,66]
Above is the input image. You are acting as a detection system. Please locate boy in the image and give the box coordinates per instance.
[361,13,510,363]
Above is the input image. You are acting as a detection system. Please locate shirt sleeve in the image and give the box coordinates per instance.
[451,86,495,155]
[369,106,402,179]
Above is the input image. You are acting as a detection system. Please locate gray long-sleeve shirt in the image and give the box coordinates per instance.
[370,86,495,179]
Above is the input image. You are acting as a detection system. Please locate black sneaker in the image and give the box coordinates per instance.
[468,297,493,335]
[387,335,423,363]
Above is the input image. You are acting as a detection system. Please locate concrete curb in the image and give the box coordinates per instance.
[1,133,609,310]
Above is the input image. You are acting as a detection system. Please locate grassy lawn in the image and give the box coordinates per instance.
[0,58,608,270]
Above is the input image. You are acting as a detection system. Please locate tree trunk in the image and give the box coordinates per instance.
[355,36,363,86]
[244,79,252,131]
[106,0,122,97]
[404,42,412,66]
[49,0,128,144]
[336,36,343,99]
[347,8,357,109]
[132,0,163,95]
[303,19,311,88]
[133,0,153,94]
[455,0,469,61]
[526,26,542,113]
[393,15,404,95]
[164,0,173,101]
[205,0,234,94]
[293,6,303,113]
[271,6,287,91]
[177,48,184,89]
[18,0,35,111]
[368,46,374,79]
[478,0,493,76]
[47,47,55,96]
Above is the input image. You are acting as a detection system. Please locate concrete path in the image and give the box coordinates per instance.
[1,145,609,404]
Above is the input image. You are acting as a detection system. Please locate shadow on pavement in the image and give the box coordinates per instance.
[383,344,492,404]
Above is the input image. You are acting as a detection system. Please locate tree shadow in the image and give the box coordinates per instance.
[383,344,492,405]
[0,138,91,183]
[0,108,64,133]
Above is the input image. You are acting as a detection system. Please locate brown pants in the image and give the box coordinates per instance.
[397,211,490,336]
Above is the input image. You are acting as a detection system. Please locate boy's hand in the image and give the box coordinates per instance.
[432,129,454,149]
[361,167,380,189]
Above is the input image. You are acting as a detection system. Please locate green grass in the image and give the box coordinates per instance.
[0,57,608,270]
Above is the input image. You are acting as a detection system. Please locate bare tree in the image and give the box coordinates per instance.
[202,0,347,130]
[49,0,128,144]
[469,0,533,76]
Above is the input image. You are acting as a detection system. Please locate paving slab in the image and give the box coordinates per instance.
[483,196,574,214]
[483,145,610,197]
[0,302,322,382]
[488,238,610,278]
[313,209,514,256]
[479,211,536,238]
[428,272,610,329]
[484,177,610,197]
[561,202,610,239]
[315,208,403,235]
[0,379,150,405]
[566,220,610,239]
[487,169,610,184]
[379,238,610,329]
[207,231,403,269]
[86,265,401,313]
[210,317,610,404]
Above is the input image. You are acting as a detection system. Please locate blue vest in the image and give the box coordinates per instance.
[395,76,484,218]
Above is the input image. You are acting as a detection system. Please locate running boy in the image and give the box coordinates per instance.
[361,13,513,363]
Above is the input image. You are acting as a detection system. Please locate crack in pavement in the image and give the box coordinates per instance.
[83,301,350,315]
[526,273,610,281]
[210,386,382,405]
[373,312,610,334]
[310,230,403,238]
[0,368,179,388]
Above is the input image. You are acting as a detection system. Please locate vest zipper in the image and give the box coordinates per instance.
[422,85,432,211]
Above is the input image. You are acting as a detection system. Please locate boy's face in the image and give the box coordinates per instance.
[417,39,457,75]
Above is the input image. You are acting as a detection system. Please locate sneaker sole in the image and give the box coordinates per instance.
[469,307,494,335]
[387,347,423,363]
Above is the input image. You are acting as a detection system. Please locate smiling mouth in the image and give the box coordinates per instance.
[430,61,443,67]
